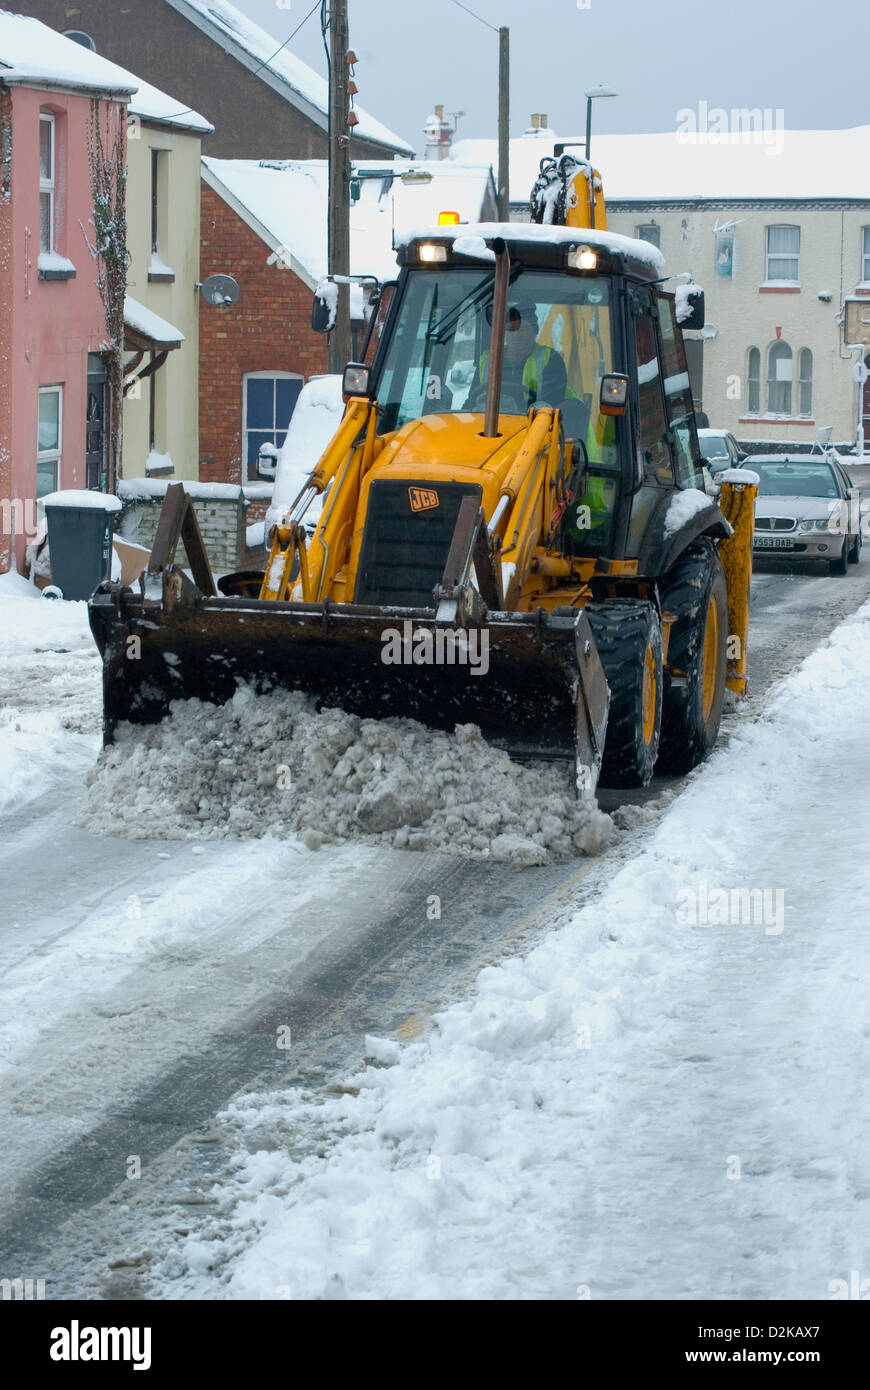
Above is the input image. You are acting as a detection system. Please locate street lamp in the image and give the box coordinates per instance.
[584,85,618,160]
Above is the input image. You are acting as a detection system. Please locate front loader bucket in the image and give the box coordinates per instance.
[88,586,610,798]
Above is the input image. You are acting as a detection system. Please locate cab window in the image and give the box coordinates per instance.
[634,293,673,484]
[657,293,706,489]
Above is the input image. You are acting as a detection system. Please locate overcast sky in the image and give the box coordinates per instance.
[236,0,863,152]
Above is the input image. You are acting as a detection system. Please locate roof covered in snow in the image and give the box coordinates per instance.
[451,126,870,204]
[166,0,413,155]
[201,157,497,288]
[0,11,135,95]
[0,11,213,132]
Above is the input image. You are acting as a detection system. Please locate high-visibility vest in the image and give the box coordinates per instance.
[479,345,552,397]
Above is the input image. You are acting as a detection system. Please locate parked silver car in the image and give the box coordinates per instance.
[751,455,861,575]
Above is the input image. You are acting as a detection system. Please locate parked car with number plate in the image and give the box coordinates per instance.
[751,455,861,575]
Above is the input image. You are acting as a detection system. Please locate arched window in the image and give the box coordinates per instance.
[798,349,813,417]
[747,347,761,413]
[767,341,792,415]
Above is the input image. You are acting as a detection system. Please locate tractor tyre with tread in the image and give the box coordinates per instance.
[587,599,663,788]
[657,539,728,775]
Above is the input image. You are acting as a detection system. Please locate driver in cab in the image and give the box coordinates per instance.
[474,305,568,411]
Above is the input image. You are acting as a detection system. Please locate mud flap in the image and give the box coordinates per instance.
[88,587,610,798]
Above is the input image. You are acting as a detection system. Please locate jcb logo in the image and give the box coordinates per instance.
[409,487,439,513]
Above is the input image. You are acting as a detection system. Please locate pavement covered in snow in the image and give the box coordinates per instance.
[0,571,100,817]
[149,600,870,1300]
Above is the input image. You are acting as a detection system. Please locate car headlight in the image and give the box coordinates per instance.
[799,520,814,532]
[814,519,832,531]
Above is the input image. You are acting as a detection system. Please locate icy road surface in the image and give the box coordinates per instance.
[0,561,868,1298]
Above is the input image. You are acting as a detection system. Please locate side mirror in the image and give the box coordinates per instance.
[599,373,629,416]
[343,362,371,398]
[311,281,336,334]
[678,286,705,331]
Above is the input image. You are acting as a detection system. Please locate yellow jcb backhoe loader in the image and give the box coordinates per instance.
[89,153,756,796]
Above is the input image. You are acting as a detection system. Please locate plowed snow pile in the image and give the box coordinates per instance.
[80,686,613,863]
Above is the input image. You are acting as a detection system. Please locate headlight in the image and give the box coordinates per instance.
[799,520,814,532]
[814,519,832,531]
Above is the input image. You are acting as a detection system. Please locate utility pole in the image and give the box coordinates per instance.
[497,27,509,220]
[327,0,352,372]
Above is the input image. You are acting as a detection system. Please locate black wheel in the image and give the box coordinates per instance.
[587,600,663,788]
[830,541,848,576]
[657,540,729,775]
[848,531,861,564]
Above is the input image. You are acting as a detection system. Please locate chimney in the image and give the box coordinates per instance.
[540,113,548,129]
[424,104,453,161]
[525,113,546,136]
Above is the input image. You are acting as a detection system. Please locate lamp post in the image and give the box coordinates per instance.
[584,85,618,161]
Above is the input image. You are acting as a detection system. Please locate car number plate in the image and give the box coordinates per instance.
[754,536,793,549]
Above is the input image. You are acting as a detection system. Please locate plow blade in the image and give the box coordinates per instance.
[88,587,610,797]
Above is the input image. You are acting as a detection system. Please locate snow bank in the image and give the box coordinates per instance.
[154,600,870,1300]
[0,574,100,818]
[80,687,613,863]
[266,376,345,533]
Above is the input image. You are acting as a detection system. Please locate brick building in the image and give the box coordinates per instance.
[200,157,497,485]
[15,0,414,161]
[198,175,328,486]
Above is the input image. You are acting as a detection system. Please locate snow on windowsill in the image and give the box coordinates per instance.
[37,251,76,279]
[759,281,800,291]
[145,449,175,474]
[148,252,175,281]
[737,415,815,425]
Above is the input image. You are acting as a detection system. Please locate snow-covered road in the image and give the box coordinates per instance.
[0,562,868,1298]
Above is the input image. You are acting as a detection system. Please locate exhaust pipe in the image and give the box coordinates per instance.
[482,237,510,438]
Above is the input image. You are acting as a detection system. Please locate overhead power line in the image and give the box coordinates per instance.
[448,0,500,34]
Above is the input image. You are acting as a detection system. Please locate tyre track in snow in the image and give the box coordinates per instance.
[1,559,869,1294]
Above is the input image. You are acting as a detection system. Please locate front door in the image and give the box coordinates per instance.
[86,354,108,490]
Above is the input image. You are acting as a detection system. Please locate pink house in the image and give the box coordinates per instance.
[0,13,133,571]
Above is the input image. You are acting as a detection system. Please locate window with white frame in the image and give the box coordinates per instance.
[242,372,303,478]
[798,348,813,417]
[862,227,870,283]
[636,223,660,248]
[767,341,793,414]
[747,347,761,413]
[39,113,55,254]
[37,386,62,497]
[765,225,800,283]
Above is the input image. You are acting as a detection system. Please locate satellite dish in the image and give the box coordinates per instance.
[200,274,239,307]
